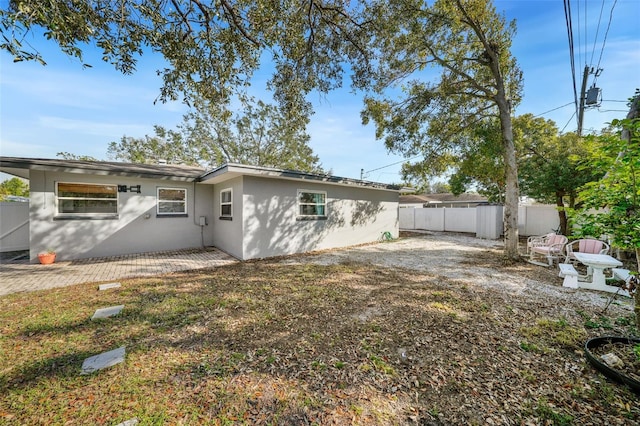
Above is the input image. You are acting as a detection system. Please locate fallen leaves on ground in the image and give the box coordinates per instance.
[0,237,638,425]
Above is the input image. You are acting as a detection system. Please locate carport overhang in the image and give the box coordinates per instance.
[0,157,206,182]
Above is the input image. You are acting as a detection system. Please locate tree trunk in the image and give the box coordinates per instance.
[556,191,567,235]
[499,101,519,260]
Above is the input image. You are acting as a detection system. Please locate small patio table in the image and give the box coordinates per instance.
[573,252,627,296]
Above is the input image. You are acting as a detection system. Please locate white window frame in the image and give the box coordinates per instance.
[157,187,187,216]
[297,189,327,218]
[55,182,118,218]
[220,188,233,218]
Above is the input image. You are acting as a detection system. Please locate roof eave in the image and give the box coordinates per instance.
[199,163,404,191]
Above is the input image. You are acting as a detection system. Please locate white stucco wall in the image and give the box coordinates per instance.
[211,176,244,259]
[28,170,215,261]
[240,176,399,260]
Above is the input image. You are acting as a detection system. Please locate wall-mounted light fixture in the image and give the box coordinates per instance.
[118,185,142,193]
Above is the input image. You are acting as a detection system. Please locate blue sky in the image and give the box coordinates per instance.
[1,0,639,184]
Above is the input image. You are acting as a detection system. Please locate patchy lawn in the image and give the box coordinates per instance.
[0,245,638,425]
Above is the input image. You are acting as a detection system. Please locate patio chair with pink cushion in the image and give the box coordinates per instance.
[527,233,568,266]
[563,238,610,265]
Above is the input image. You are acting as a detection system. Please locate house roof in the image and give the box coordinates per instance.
[199,163,406,191]
[0,157,407,191]
[399,192,488,204]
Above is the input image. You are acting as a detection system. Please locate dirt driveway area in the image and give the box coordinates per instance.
[284,231,630,312]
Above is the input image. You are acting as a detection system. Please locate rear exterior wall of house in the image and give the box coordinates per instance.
[28,170,215,261]
[238,176,398,260]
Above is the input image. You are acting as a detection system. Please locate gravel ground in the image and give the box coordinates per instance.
[281,231,634,315]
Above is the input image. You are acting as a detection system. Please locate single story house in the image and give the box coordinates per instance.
[0,157,403,262]
[399,192,488,208]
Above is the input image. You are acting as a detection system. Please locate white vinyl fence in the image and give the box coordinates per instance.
[400,207,476,233]
[0,201,29,252]
[400,204,561,239]
[517,205,561,236]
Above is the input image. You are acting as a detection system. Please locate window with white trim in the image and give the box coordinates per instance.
[297,190,326,217]
[56,182,118,216]
[220,188,232,218]
[157,187,187,215]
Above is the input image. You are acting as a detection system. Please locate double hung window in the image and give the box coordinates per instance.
[157,188,187,215]
[220,189,232,218]
[297,190,326,218]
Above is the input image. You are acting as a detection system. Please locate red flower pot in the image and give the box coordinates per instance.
[38,253,56,265]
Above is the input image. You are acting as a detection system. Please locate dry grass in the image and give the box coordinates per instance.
[0,246,638,425]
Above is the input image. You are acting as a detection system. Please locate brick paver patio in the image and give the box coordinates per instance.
[0,248,237,296]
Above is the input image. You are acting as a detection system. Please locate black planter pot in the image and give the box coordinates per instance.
[584,336,640,393]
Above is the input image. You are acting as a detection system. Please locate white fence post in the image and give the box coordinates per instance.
[476,205,503,239]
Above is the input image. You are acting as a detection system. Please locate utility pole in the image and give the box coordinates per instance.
[577,66,603,136]
[577,65,589,137]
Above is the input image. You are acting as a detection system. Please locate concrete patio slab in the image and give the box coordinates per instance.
[91,305,125,320]
[80,346,126,375]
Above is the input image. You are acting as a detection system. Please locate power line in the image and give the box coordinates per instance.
[561,111,577,133]
[361,154,422,179]
[597,108,627,113]
[563,0,580,129]
[533,102,575,118]
[589,0,606,67]
[593,0,618,85]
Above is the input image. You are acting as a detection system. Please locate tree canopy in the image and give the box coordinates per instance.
[570,111,640,272]
[0,177,29,199]
[1,0,367,115]
[354,0,523,258]
[108,96,323,172]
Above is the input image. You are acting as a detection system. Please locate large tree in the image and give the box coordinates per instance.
[517,123,600,236]
[447,119,506,203]
[1,0,367,118]
[108,96,323,172]
[447,114,600,235]
[355,0,523,258]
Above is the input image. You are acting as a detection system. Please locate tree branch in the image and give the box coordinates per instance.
[215,0,261,47]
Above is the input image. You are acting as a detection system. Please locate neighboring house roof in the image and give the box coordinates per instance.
[398,194,431,204]
[422,193,488,203]
[399,192,488,205]
[0,157,406,192]
[2,195,29,202]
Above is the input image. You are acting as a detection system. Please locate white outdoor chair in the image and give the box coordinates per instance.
[563,238,610,265]
[527,233,568,266]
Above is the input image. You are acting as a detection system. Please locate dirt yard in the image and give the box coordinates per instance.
[0,231,637,424]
